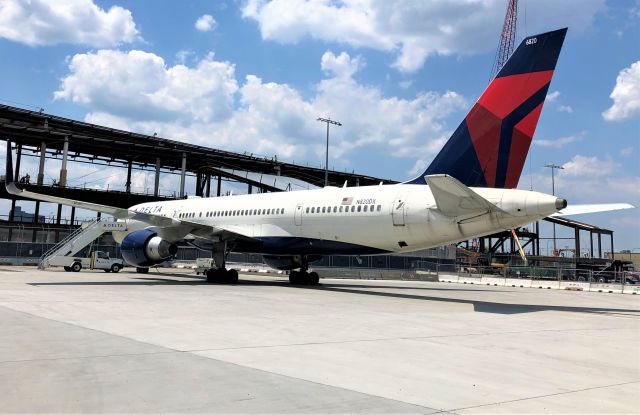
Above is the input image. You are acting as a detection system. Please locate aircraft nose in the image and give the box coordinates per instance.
[555,198,567,210]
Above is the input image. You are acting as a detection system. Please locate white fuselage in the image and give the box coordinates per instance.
[114,184,560,256]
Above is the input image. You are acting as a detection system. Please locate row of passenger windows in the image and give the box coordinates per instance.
[177,204,383,220]
[306,204,382,214]
[178,208,285,219]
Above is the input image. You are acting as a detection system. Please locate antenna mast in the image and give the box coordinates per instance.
[490,0,518,79]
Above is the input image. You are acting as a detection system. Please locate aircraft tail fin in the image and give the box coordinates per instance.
[408,28,567,188]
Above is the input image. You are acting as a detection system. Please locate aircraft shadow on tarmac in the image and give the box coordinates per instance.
[27,275,640,316]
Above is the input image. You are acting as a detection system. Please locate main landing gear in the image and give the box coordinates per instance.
[205,241,238,284]
[289,269,320,285]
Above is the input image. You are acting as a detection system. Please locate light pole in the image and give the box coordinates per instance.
[545,163,564,254]
[317,117,342,187]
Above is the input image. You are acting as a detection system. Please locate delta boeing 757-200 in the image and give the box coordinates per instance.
[4,28,633,285]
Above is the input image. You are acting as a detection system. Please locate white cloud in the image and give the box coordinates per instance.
[55,49,467,176]
[321,51,363,78]
[195,14,216,32]
[557,105,574,113]
[603,61,640,121]
[620,146,634,157]
[561,155,618,177]
[546,91,561,102]
[55,50,238,124]
[242,0,604,72]
[0,0,139,47]
[534,132,584,148]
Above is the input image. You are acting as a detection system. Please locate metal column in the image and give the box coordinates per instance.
[575,228,581,258]
[598,233,602,258]
[59,136,69,187]
[217,175,221,197]
[179,152,186,198]
[14,143,21,181]
[125,160,132,193]
[610,235,614,260]
[205,173,211,197]
[154,157,161,197]
[37,141,46,185]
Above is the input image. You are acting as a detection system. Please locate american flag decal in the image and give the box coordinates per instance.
[341,197,353,205]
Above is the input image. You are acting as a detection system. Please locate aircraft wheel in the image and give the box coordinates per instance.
[136,267,149,274]
[226,269,239,284]
[206,268,217,283]
[308,271,320,285]
[289,270,301,285]
[71,262,82,272]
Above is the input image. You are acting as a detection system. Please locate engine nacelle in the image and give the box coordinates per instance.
[121,229,178,267]
[262,255,322,270]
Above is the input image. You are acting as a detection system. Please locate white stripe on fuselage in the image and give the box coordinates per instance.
[122,184,559,254]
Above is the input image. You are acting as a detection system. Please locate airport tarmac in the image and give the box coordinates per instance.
[0,266,638,414]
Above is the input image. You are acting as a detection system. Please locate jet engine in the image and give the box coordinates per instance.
[121,229,178,267]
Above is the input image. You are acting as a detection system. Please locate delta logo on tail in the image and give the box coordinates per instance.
[409,28,568,189]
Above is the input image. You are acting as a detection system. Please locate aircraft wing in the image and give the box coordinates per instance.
[426,174,508,218]
[551,203,635,217]
[4,140,255,242]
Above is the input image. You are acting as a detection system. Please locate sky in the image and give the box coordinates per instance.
[0,0,638,252]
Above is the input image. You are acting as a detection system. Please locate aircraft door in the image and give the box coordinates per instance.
[392,197,406,226]
[294,204,303,226]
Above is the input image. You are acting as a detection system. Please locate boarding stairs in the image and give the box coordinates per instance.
[38,218,118,269]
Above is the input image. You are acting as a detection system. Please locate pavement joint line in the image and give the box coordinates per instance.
[182,326,636,353]
[4,326,626,365]
[447,380,640,413]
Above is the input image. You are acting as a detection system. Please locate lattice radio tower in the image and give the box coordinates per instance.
[490,0,518,79]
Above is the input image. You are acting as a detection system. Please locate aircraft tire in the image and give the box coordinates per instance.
[308,272,320,285]
[226,269,239,284]
[136,267,149,274]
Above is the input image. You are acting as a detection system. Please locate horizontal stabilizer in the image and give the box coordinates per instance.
[551,203,635,217]
[426,174,506,218]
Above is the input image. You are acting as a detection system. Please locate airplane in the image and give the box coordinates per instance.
[4,27,633,285]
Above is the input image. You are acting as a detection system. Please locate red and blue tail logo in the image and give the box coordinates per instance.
[408,28,567,188]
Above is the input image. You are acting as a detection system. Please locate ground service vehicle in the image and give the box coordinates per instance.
[53,251,125,273]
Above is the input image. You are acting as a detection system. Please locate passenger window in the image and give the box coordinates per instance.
[351,206,355,212]
[339,206,343,213]
[306,207,309,213]
[322,207,326,213]
[333,206,337,213]
[377,205,381,212]
[199,212,202,217]
[282,208,285,214]
[357,206,362,212]
[363,205,368,212]
[311,207,315,213]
